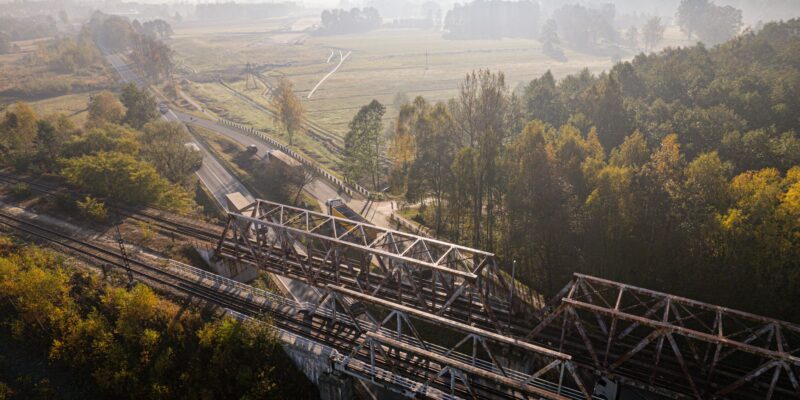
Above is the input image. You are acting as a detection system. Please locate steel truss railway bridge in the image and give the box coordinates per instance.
[211,199,800,400]
[0,171,796,399]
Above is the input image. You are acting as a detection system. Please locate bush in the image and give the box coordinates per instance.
[9,183,31,199]
[61,152,193,212]
[51,194,77,213]
[137,220,154,244]
[0,242,317,399]
[76,196,107,221]
[543,43,568,62]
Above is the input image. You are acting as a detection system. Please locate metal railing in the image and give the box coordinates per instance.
[216,117,371,198]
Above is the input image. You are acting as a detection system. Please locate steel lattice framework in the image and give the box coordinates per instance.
[214,199,800,399]
[215,199,521,332]
[526,274,800,399]
[321,284,593,399]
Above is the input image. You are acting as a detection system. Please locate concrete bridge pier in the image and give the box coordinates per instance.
[278,331,354,400]
[196,247,259,283]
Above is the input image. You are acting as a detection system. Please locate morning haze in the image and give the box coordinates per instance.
[1,0,800,399]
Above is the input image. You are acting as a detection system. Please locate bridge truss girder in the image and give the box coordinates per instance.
[527,274,800,399]
[321,284,593,400]
[213,199,800,399]
[214,200,519,333]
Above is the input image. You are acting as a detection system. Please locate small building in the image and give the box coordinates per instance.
[225,192,251,213]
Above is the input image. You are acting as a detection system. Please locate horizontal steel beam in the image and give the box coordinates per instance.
[366,332,572,400]
[573,273,800,335]
[327,284,568,360]
[244,199,494,258]
[226,211,480,280]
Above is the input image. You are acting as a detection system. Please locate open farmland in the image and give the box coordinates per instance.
[27,91,96,126]
[170,17,694,172]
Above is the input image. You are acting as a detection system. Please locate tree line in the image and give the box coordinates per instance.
[36,33,105,74]
[195,2,296,22]
[677,0,743,46]
[0,240,316,399]
[87,12,174,84]
[441,0,744,63]
[0,15,58,42]
[316,7,382,36]
[0,84,200,213]
[444,0,540,40]
[371,19,800,322]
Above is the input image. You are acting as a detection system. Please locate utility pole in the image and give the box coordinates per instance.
[508,260,516,331]
[115,222,135,289]
[245,62,257,90]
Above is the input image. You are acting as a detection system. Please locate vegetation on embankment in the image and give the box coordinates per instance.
[188,124,320,210]
[1,84,203,216]
[0,238,317,399]
[385,19,800,323]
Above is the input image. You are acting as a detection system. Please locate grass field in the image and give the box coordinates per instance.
[171,18,694,137]
[27,92,95,126]
[169,17,695,177]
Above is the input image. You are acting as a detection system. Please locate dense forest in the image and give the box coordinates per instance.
[315,7,382,36]
[0,239,315,399]
[384,19,800,322]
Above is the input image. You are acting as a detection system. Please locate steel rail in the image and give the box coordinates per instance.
[0,209,590,399]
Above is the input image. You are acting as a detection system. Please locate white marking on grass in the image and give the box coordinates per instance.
[308,50,351,99]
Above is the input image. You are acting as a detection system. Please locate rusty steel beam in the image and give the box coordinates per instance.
[213,198,800,399]
[214,200,519,332]
[327,285,591,400]
[322,285,592,399]
[365,332,573,400]
[326,284,566,359]
[527,273,800,399]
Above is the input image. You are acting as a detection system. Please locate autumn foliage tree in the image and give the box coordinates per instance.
[61,151,192,212]
[120,83,159,129]
[0,242,317,399]
[387,20,800,323]
[88,90,126,127]
[642,16,665,51]
[140,121,203,185]
[0,102,38,168]
[130,35,173,83]
[270,77,305,146]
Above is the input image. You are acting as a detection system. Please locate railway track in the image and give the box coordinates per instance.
[0,210,455,397]
[0,194,585,399]
[2,174,776,398]
[0,174,223,244]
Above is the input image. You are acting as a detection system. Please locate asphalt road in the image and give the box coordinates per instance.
[173,111,342,209]
[103,52,320,303]
[104,54,254,206]
[172,108,398,227]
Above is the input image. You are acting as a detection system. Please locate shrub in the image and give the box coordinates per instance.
[76,196,107,222]
[9,183,31,198]
[137,220,154,244]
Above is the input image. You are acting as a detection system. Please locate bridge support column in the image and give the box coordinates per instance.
[277,331,354,400]
[317,371,354,400]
